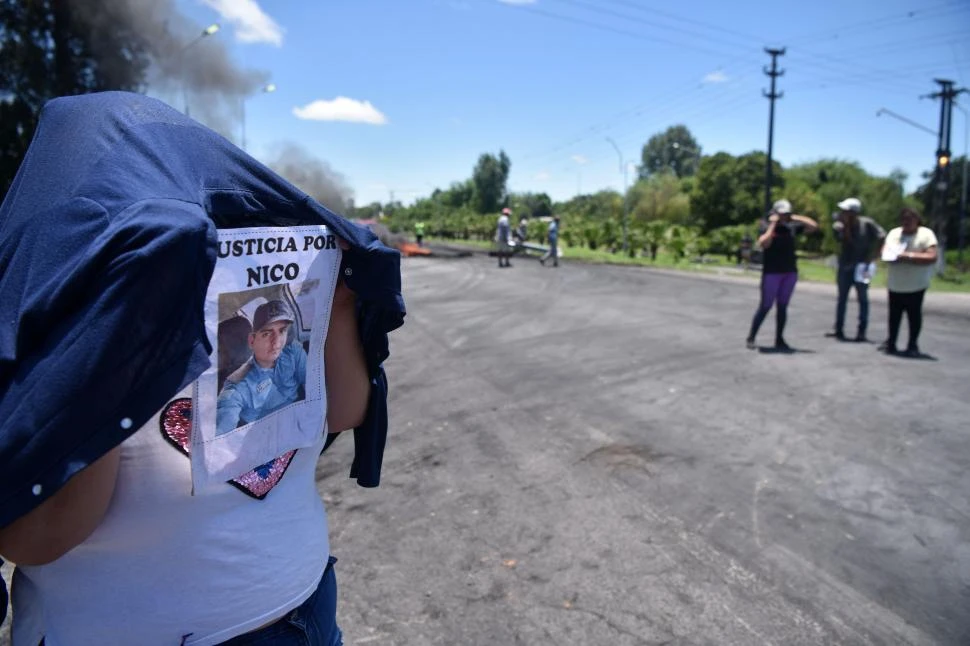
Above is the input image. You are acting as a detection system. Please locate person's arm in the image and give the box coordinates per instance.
[325,280,369,432]
[866,223,887,263]
[216,383,245,435]
[791,214,818,233]
[899,245,938,265]
[757,218,776,248]
[0,447,121,566]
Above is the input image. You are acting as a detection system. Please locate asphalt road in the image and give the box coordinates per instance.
[322,254,970,646]
[2,256,966,645]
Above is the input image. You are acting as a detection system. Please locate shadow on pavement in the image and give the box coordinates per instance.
[757,346,817,354]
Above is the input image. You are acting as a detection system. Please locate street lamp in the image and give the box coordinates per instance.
[180,23,220,115]
[242,83,276,152]
[606,137,628,252]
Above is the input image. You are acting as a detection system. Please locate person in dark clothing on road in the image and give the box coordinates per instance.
[746,199,818,351]
[826,197,886,342]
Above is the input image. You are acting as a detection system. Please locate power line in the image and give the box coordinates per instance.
[492,0,750,60]
[785,1,966,47]
[596,0,763,44]
[548,0,755,52]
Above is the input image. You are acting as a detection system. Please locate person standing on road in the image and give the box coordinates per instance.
[495,207,513,268]
[879,207,938,357]
[414,221,425,247]
[540,215,560,267]
[0,91,406,646]
[826,197,886,342]
[746,200,818,351]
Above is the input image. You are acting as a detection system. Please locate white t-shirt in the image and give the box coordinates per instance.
[495,214,510,244]
[13,386,330,646]
[885,226,938,293]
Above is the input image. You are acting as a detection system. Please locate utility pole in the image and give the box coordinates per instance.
[954,103,968,268]
[763,48,785,217]
[923,79,967,274]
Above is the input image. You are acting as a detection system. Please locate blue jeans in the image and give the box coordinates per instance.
[835,265,868,336]
[219,556,342,646]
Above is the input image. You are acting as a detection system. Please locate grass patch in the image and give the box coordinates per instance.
[427,237,970,293]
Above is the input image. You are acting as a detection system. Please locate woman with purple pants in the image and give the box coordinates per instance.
[746,200,818,351]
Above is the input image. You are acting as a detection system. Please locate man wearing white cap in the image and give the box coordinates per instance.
[216,300,308,435]
[827,197,885,342]
[495,207,513,268]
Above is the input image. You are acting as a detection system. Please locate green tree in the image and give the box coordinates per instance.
[787,159,911,253]
[641,220,669,260]
[690,152,736,230]
[732,151,784,223]
[471,150,511,213]
[638,125,701,179]
[628,174,691,225]
[432,180,474,209]
[912,155,967,254]
[691,151,783,230]
[0,0,151,198]
[349,201,384,220]
[511,192,553,219]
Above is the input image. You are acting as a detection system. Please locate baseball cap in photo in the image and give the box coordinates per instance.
[837,197,863,213]
[252,300,294,332]
[772,199,792,215]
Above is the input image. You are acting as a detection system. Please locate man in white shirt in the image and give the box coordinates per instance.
[495,207,513,268]
[879,207,938,357]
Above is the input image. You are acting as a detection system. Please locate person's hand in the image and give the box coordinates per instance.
[768,214,780,223]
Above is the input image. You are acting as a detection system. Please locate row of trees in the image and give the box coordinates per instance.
[362,125,965,264]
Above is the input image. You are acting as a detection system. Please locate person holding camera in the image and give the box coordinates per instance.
[746,199,818,351]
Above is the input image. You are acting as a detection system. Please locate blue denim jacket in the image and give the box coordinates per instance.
[0,93,406,620]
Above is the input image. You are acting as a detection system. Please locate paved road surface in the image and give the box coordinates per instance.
[3,256,967,645]
[323,255,969,645]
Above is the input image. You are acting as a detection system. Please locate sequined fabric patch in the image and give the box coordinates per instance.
[160,398,296,500]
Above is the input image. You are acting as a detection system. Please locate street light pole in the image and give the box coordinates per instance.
[875,108,937,136]
[180,23,220,116]
[242,83,276,152]
[877,102,968,267]
[606,137,628,252]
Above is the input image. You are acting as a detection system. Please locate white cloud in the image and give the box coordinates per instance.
[571,154,588,165]
[534,171,551,181]
[293,97,388,125]
[498,0,537,4]
[201,0,284,46]
[702,70,729,84]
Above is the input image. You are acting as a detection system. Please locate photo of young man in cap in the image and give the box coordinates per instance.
[216,299,309,435]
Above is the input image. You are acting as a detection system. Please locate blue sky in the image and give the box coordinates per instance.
[173,0,969,208]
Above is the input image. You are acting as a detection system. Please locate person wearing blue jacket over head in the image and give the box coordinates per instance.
[0,92,405,645]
